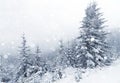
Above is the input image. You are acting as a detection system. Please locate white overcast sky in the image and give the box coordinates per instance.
[0,0,119,54]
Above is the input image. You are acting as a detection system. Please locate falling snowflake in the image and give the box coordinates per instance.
[104,56,107,60]
[3,54,8,59]
[1,42,5,46]
[91,37,95,42]
[45,39,50,43]
[107,30,111,33]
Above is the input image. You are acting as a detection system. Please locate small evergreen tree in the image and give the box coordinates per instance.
[34,45,41,66]
[76,2,110,68]
[0,55,11,82]
[57,40,68,67]
[65,40,79,68]
[15,34,31,82]
[0,55,5,82]
[33,45,49,76]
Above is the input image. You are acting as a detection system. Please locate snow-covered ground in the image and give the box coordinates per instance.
[56,59,120,83]
[22,59,120,83]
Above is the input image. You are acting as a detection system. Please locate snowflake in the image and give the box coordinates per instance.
[104,56,107,60]
[91,37,95,42]
[76,54,80,58]
[99,29,102,32]
[45,39,50,43]
[1,43,5,46]
[107,30,111,33]
[3,54,8,59]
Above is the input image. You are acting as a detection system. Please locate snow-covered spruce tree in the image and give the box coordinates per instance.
[0,55,7,82]
[15,34,31,82]
[57,40,68,67]
[34,45,48,75]
[34,45,41,66]
[0,55,11,82]
[65,40,79,68]
[77,2,110,68]
[52,40,68,81]
[0,55,3,82]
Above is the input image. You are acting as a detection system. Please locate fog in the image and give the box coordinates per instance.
[0,0,119,54]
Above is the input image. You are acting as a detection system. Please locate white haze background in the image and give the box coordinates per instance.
[0,0,119,55]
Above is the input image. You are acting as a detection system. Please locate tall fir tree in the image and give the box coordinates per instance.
[77,2,110,68]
